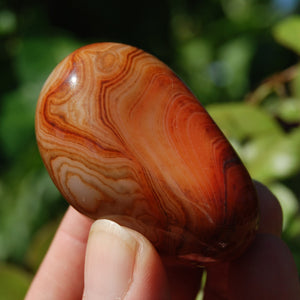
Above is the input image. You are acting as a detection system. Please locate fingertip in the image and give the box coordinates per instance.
[253,181,283,236]
[228,234,300,300]
[84,219,139,299]
[25,206,93,300]
[84,219,170,300]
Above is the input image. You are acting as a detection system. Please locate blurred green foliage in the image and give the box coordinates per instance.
[0,0,300,298]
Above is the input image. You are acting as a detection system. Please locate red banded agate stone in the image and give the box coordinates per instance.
[35,43,259,265]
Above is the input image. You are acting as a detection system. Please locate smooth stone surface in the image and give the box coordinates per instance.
[36,43,259,264]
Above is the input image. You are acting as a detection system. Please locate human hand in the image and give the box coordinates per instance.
[25,181,300,300]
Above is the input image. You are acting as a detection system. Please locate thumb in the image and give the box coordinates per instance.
[83,219,170,300]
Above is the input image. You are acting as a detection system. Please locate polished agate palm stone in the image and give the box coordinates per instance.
[35,43,259,264]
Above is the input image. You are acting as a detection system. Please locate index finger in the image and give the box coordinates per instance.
[25,206,93,300]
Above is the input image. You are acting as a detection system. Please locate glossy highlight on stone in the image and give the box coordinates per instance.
[35,43,259,265]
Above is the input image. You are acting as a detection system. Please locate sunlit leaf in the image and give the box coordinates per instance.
[291,64,300,99]
[265,97,300,123]
[242,133,300,182]
[286,216,300,239]
[273,15,300,54]
[206,102,282,141]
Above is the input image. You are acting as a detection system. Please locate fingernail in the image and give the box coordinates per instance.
[83,219,138,300]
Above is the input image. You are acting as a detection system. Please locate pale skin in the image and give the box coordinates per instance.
[25,181,300,300]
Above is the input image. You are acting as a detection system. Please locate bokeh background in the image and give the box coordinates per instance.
[1,0,300,298]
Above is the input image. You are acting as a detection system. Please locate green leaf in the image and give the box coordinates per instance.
[242,132,300,182]
[291,64,300,98]
[0,87,35,158]
[273,15,300,54]
[195,269,207,300]
[265,97,300,123]
[0,170,61,261]
[286,216,300,239]
[0,10,17,35]
[177,38,215,104]
[206,102,282,141]
[218,37,254,98]
[0,263,32,300]
[15,35,83,87]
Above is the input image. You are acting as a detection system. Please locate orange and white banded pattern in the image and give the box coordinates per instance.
[35,43,258,264]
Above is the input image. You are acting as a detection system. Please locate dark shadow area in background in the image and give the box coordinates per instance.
[46,0,171,59]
